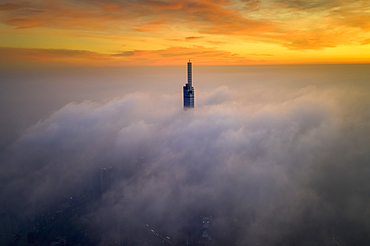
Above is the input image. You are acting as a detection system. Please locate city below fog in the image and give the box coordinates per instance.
[1,64,370,246]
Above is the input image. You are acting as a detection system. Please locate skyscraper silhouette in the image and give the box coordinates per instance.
[183,60,194,108]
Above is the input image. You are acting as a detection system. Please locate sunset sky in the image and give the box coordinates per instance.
[2,2,370,245]
[1,0,370,66]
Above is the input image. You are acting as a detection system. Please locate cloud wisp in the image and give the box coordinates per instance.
[0,46,254,66]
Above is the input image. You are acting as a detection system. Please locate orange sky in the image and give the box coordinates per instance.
[1,0,370,66]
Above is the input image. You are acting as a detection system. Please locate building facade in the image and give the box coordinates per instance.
[183,60,195,108]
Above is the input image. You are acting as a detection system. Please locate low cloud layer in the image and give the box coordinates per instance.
[0,46,253,67]
[1,81,370,245]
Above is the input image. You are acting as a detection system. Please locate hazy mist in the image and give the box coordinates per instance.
[1,65,370,245]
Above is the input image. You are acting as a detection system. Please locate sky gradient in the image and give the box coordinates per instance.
[1,0,370,67]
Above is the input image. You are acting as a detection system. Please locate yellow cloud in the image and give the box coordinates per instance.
[0,0,370,65]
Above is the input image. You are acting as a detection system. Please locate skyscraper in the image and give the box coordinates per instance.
[183,60,195,108]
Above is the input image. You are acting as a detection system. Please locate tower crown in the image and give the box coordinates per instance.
[187,60,192,88]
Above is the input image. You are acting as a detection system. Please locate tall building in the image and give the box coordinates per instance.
[183,60,195,108]
[198,216,212,246]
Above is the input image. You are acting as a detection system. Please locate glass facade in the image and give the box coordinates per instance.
[184,61,195,108]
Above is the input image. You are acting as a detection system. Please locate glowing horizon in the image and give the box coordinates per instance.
[1,0,370,67]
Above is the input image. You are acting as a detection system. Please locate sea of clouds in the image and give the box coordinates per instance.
[1,66,370,245]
